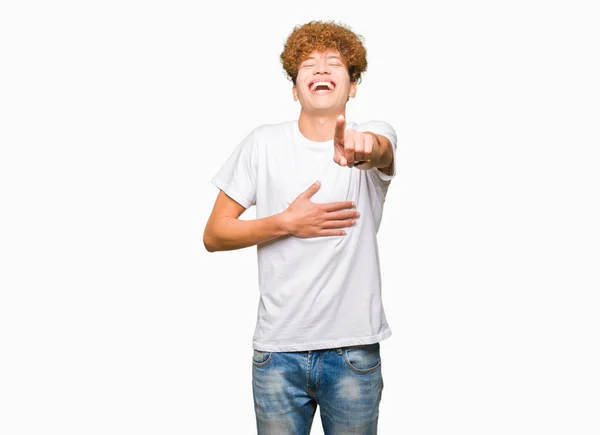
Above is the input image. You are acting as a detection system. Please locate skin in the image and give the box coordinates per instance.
[203,48,394,252]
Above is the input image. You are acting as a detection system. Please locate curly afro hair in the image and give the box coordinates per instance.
[280,21,367,85]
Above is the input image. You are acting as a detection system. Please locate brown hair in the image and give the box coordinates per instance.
[280,21,368,85]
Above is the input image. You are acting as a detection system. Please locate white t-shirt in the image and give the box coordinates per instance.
[211,119,397,352]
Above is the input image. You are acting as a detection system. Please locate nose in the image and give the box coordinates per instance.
[314,61,331,75]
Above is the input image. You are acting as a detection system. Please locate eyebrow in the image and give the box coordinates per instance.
[303,55,342,61]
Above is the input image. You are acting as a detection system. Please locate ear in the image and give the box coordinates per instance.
[292,85,298,101]
[349,81,357,98]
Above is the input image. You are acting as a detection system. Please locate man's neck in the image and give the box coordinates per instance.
[298,110,346,142]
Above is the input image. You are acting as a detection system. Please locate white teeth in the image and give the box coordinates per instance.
[310,81,334,92]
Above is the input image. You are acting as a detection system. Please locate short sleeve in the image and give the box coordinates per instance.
[211,129,258,209]
[355,120,398,184]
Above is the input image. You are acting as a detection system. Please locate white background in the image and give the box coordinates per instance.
[1,0,599,434]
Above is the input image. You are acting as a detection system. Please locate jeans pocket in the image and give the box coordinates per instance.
[252,349,273,367]
[343,342,381,373]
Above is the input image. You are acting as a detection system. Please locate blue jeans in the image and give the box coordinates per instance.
[252,342,384,434]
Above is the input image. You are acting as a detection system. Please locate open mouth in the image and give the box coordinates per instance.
[308,80,336,94]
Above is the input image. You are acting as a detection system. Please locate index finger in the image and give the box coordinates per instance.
[322,200,355,212]
[334,115,345,143]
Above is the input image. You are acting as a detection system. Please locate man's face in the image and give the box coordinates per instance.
[293,49,357,115]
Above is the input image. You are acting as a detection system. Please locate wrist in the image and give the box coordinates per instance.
[275,210,293,236]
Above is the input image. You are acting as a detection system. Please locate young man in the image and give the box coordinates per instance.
[204,21,397,434]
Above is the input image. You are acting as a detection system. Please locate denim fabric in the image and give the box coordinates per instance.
[252,342,384,434]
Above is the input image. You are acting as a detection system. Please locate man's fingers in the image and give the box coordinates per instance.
[326,210,360,221]
[323,201,355,212]
[334,148,347,166]
[333,149,344,166]
[363,133,374,157]
[302,180,321,198]
[334,115,345,144]
[344,133,355,167]
[318,229,347,237]
[322,219,356,229]
[353,134,365,162]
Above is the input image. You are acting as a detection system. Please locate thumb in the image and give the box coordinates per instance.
[302,180,321,198]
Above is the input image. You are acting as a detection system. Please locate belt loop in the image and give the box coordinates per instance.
[336,347,343,355]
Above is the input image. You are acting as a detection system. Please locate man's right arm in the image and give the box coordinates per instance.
[203,181,359,252]
[203,191,289,252]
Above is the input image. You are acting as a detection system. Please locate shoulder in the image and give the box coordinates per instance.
[234,121,293,145]
[245,121,296,155]
[251,120,296,138]
[352,120,396,133]
[352,120,397,144]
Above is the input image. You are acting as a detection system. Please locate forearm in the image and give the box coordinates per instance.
[373,134,393,168]
[204,212,290,252]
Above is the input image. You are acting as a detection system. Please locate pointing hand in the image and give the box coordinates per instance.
[333,115,381,168]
